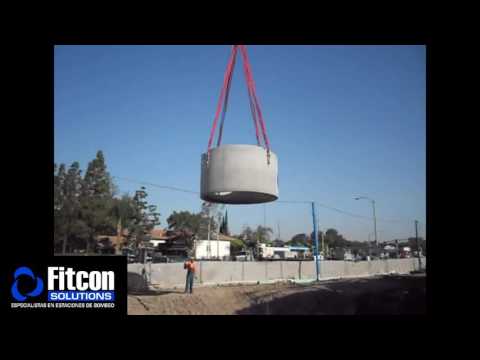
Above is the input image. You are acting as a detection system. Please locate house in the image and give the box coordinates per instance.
[95,227,168,254]
[148,228,168,247]
[95,228,129,254]
[155,229,195,260]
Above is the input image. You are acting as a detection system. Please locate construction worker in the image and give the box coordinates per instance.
[184,257,196,294]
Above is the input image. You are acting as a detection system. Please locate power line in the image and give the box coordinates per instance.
[112,176,423,225]
[277,200,372,220]
[113,176,199,195]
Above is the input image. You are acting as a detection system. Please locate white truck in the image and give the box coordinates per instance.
[257,244,297,260]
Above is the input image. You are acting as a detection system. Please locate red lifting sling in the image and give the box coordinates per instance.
[207,45,271,162]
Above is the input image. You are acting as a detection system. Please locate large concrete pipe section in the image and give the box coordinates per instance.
[201,144,278,204]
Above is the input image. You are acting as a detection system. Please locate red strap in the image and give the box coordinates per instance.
[217,46,238,147]
[207,46,237,155]
[207,45,270,156]
[239,45,271,153]
[239,46,262,147]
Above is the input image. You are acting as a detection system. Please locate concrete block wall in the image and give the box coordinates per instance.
[128,258,426,290]
[200,261,243,284]
[281,261,299,280]
[320,261,345,278]
[369,260,387,274]
[344,261,371,278]
[148,263,185,288]
[299,261,316,279]
[243,261,269,282]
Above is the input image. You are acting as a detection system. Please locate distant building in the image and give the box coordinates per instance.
[149,228,168,247]
[257,243,310,260]
[155,229,195,259]
[95,228,129,254]
[194,239,230,260]
[272,239,285,247]
[95,227,170,254]
[288,246,311,259]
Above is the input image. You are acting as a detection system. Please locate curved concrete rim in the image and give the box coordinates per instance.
[201,190,278,204]
[201,144,279,205]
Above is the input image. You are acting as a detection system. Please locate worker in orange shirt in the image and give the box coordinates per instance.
[184,257,196,294]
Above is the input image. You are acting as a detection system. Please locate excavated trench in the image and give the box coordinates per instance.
[128,274,426,315]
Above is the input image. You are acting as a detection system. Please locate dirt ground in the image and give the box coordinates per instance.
[128,274,426,315]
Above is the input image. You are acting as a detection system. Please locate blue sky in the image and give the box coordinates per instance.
[54,45,426,242]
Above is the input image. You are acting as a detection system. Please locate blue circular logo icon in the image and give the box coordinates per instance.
[11,266,44,301]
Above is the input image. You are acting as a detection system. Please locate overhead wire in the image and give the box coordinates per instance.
[113,176,423,226]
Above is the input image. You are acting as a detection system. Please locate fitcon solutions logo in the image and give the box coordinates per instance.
[10,266,116,309]
[11,266,44,301]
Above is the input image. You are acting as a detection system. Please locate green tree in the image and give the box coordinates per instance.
[239,226,255,248]
[229,238,245,254]
[225,210,230,235]
[55,162,86,254]
[79,151,116,253]
[109,194,135,247]
[240,225,273,246]
[167,211,203,233]
[309,231,324,243]
[126,187,161,248]
[81,151,114,198]
[324,228,349,248]
[54,163,67,252]
[287,233,309,247]
[220,210,230,235]
[219,215,225,235]
[254,225,273,243]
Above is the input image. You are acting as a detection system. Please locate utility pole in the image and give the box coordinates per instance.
[263,204,266,228]
[321,230,325,257]
[311,202,320,281]
[317,213,321,255]
[372,200,378,247]
[217,213,221,260]
[415,220,422,270]
[207,207,212,260]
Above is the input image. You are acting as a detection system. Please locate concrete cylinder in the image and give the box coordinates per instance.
[201,144,279,204]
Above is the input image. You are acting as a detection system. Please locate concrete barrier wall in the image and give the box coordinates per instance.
[345,261,371,277]
[321,261,345,278]
[282,261,299,280]
[128,258,426,289]
[149,263,185,288]
[388,258,410,273]
[200,261,243,284]
[243,262,268,282]
[369,259,387,274]
[300,261,316,279]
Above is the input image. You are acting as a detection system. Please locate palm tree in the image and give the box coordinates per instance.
[110,194,134,248]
